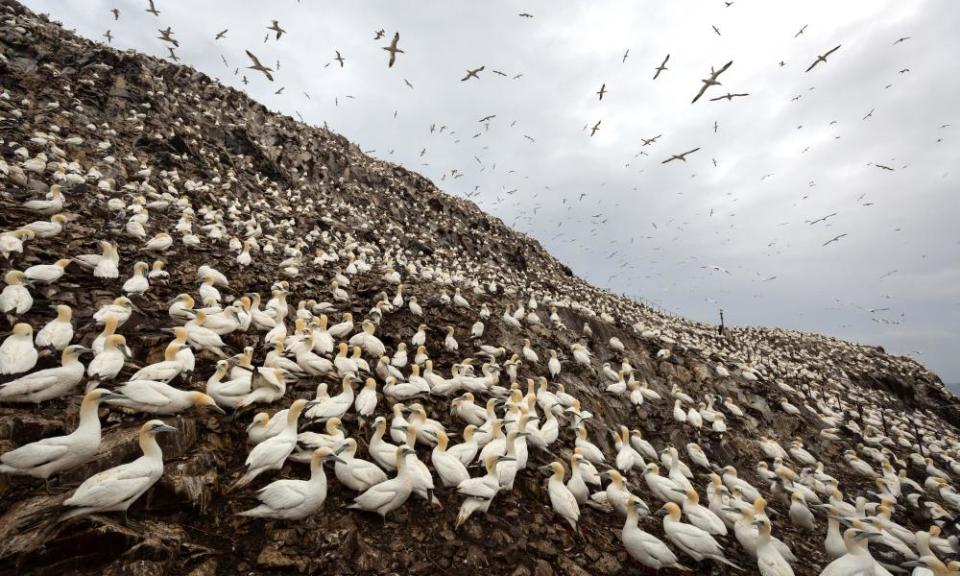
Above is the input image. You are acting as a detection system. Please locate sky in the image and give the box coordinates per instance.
[25,0,960,382]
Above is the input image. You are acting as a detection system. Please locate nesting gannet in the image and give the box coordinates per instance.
[238,447,341,519]
[789,491,816,530]
[545,461,580,530]
[432,430,471,487]
[644,463,684,503]
[130,342,190,382]
[348,320,385,358]
[94,296,136,326]
[660,502,740,568]
[818,528,883,576]
[87,334,128,380]
[349,446,415,517]
[107,380,224,415]
[575,425,605,464]
[369,416,401,472]
[232,398,313,490]
[0,344,90,402]
[305,375,355,420]
[0,229,35,259]
[0,271,32,315]
[334,438,388,491]
[447,425,479,465]
[456,454,507,528]
[61,420,177,519]
[35,304,73,350]
[548,350,561,377]
[0,323,38,375]
[623,496,688,570]
[680,486,728,535]
[24,258,71,284]
[0,388,118,478]
[754,517,795,576]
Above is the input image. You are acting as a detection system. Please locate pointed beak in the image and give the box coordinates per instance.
[208,404,226,414]
[157,424,178,434]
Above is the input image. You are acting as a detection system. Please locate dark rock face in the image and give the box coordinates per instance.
[0,2,956,576]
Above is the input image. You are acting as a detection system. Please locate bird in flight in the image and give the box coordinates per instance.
[709,92,749,102]
[590,120,601,137]
[653,54,670,79]
[622,49,629,63]
[874,164,895,171]
[596,83,607,101]
[403,78,413,89]
[335,51,345,67]
[111,8,119,20]
[808,212,837,225]
[103,30,113,43]
[702,265,730,275]
[492,70,507,76]
[893,36,911,45]
[712,25,721,36]
[374,29,385,40]
[167,46,179,61]
[245,50,274,81]
[712,158,718,167]
[383,32,403,67]
[519,13,533,18]
[691,60,733,103]
[805,44,841,72]
[215,29,228,40]
[822,233,847,246]
[268,20,286,40]
[725,1,734,6]
[794,24,808,38]
[479,114,496,122]
[662,147,701,164]
[863,108,875,120]
[713,120,718,133]
[157,26,178,47]
[275,87,284,95]
[462,66,485,81]
[641,134,662,146]
[145,0,159,16]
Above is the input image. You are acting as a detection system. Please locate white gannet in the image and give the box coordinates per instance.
[35,304,74,350]
[0,388,118,478]
[754,517,795,576]
[61,420,177,519]
[680,486,727,535]
[447,425,479,466]
[548,350,561,378]
[0,344,90,402]
[348,319,385,358]
[0,229,34,259]
[354,377,378,418]
[122,261,150,294]
[789,491,816,530]
[623,496,689,571]
[231,398,313,490]
[24,258,71,284]
[87,334,128,380]
[305,375,355,421]
[237,447,341,519]
[130,342,190,382]
[432,430,471,487]
[0,322,38,375]
[818,528,883,576]
[107,380,224,415]
[644,463,683,503]
[0,271,32,316]
[456,454,506,528]
[334,438,388,491]
[661,502,740,568]
[348,446,415,518]
[575,425,605,464]
[545,460,580,530]
[369,416,401,472]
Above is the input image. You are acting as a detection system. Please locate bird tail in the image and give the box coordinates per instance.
[228,470,257,492]
[713,556,742,571]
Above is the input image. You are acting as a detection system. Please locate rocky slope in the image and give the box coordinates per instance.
[0,2,957,576]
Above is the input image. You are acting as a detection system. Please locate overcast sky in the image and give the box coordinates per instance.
[27,0,960,381]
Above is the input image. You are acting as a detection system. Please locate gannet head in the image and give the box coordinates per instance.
[51,214,68,225]
[659,502,682,520]
[191,392,225,413]
[14,229,35,240]
[247,412,269,432]
[4,270,26,285]
[143,419,178,436]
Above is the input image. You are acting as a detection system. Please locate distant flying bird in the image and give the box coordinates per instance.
[382,32,403,67]
[167,46,179,61]
[590,120,601,137]
[523,135,535,142]
[275,86,284,95]
[462,66,485,81]
[805,44,841,72]
[596,83,607,100]
[268,20,286,40]
[653,54,670,79]
[111,8,119,20]
[245,50,274,81]
[863,108,875,120]
[794,25,808,38]
[893,36,911,45]
[215,29,228,40]
[702,265,730,274]
[691,60,733,103]
[822,233,847,246]
[158,26,178,47]
[725,1,734,6]
[713,120,718,133]
[712,25,721,36]
[874,164,895,171]
[492,70,507,76]
[403,78,413,89]
[335,51,345,67]
[779,60,786,67]
[374,29,385,40]
[479,114,496,122]
[519,13,533,18]
[662,147,700,164]
[641,134,661,146]
[709,92,749,101]
[622,49,629,63]
[712,158,718,167]
[808,212,837,225]
[899,68,910,74]
[145,0,159,16]
[103,30,113,43]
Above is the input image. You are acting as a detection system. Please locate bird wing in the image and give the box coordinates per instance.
[691,83,710,104]
[245,50,261,67]
[684,147,701,157]
[0,437,70,468]
[0,370,59,398]
[715,60,733,76]
[355,481,399,509]
[117,381,174,406]
[457,477,497,499]
[67,474,154,508]
[805,59,820,73]
[825,44,841,57]
[349,461,389,486]
[257,480,308,511]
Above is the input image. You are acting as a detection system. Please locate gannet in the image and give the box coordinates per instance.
[22,184,64,214]
[623,496,688,570]
[432,430,471,487]
[754,518,795,576]
[232,398,313,490]
[94,296,136,326]
[34,304,73,350]
[130,342,190,382]
[0,388,118,478]
[348,320,385,357]
[107,380,224,415]
[614,427,645,472]
[0,344,90,402]
[24,258,71,284]
[680,486,728,535]
[334,438,388,491]
[818,528,883,576]
[447,425,479,466]
[0,271,32,315]
[0,322,38,375]
[547,350,561,378]
[0,229,34,259]
[567,452,590,503]
[660,502,740,568]
[238,447,341,519]
[722,465,761,502]
[789,491,816,530]
[295,418,346,457]
[23,213,67,238]
[575,425,605,464]
[456,454,507,528]
[87,334,128,380]
[61,420,177,519]
[349,446,415,517]
[545,461,580,530]
[369,416,401,472]
[644,463,684,503]
[306,375,355,420]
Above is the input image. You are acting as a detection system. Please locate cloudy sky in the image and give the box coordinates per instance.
[27,0,960,381]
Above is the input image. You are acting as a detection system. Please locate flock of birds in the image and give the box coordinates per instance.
[0,3,956,576]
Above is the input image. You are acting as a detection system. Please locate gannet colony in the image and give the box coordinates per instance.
[1,3,958,576]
